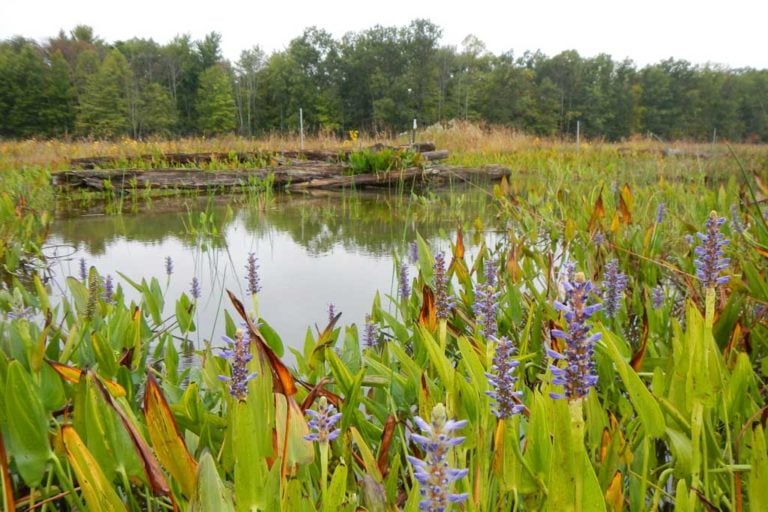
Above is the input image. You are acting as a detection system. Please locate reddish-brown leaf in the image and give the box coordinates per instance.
[587,186,605,233]
[0,432,14,512]
[299,377,343,411]
[454,226,465,260]
[91,374,174,502]
[377,416,397,478]
[630,309,649,371]
[418,285,437,332]
[143,374,197,497]
[47,360,126,397]
[619,183,633,224]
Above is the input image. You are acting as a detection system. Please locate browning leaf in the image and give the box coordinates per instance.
[0,432,14,512]
[619,183,633,224]
[587,186,606,233]
[454,225,465,260]
[377,416,397,478]
[605,472,624,512]
[91,374,173,501]
[47,360,126,397]
[418,285,437,331]
[143,374,197,497]
[629,308,649,371]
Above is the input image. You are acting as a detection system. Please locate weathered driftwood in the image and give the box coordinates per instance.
[68,142,440,169]
[420,150,449,161]
[53,163,510,192]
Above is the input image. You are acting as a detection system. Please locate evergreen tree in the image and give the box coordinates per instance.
[196,65,236,135]
[43,50,76,136]
[139,82,177,136]
[76,49,132,137]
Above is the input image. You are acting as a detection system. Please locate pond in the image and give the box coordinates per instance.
[45,187,499,364]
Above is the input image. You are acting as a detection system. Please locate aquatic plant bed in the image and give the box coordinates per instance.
[52,164,510,192]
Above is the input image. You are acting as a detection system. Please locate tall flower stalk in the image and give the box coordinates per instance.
[407,404,469,511]
[305,396,342,503]
[548,272,602,401]
[399,261,411,300]
[218,330,257,401]
[474,261,501,338]
[602,259,628,318]
[694,211,729,326]
[433,251,453,320]
[486,336,524,419]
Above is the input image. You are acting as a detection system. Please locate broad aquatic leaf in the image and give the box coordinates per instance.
[0,433,15,512]
[600,328,665,438]
[274,394,314,468]
[350,427,383,483]
[5,361,51,487]
[191,451,235,512]
[748,425,768,511]
[47,359,126,397]
[323,462,349,512]
[62,425,127,512]
[144,374,197,497]
[233,401,268,512]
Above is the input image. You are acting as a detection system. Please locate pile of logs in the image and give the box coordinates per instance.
[54,142,507,192]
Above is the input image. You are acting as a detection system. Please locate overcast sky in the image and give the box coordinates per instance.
[2,0,766,69]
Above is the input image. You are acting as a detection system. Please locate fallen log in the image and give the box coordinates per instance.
[52,162,510,192]
[420,150,449,161]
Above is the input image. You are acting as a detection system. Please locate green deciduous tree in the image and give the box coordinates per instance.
[76,49,132,137]
[196,65,236,135]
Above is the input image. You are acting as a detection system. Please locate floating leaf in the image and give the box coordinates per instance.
[144,374,197,497]
[62,425,127,512]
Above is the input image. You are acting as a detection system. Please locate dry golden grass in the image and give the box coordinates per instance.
[1,122,766,172]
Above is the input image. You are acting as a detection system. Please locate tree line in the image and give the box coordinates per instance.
[1,21,767,141]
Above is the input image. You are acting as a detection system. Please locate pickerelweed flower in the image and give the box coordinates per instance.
[305,396,342,443]
[684,234,694,246]
[399,261,411,299]
[593,232,606,247]
[190,277,201,300]
[406,403,469,511]
[694,211,730,290]
[408,241,419,264]
[656,202,666,224]
[548,272,602,401]
[245,252,261,295]
[651,284,664,309]
[327,302,337,323]
[730,204,744,234]
[164,256,173,277]
[78,257,87,282]
[218,330,257,401]
[602,259,628,318]
[363,314,379,348]
[474,262,501,338]
[433,251,454,319]
[485,336,525,419]
[103,274,115,303]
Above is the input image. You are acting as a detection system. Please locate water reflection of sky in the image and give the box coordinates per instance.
[46,191,496,366]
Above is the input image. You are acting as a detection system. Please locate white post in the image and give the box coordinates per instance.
[299,108,304,151]
[412,118,417,148]
[576,120,580,151]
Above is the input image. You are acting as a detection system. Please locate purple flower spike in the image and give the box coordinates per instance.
[164,256,173,277]
[304,396,342,443]
[474,261,501,338]
[434,252,454,319]
[245,252,261,295]
[363,314,379,349]
[485,336,524,419]
[602,259,628,318]
[103,274,115,303]
[408,404,469,511]
[218,330,257,401]
[730,204,744,234]
[694,211,730,290]
[651,285,664,309]
[78,257,88,283]
[408,241,419,264]
[548,272,601,401]
[190,276,201,300]
[656,203,666,224]
[399,261,411,300]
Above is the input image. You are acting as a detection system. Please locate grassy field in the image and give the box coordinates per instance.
[0,127,767,510]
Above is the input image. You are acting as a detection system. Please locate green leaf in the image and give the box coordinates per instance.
[5,361,51,486]
[748,425,768,511]
[323,463,348,512]
[191,451,235,512]
[233,401,268,512]
[600,327,666,438]
[258,319,284,357]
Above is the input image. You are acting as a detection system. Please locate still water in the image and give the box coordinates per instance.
[46,188,496,361]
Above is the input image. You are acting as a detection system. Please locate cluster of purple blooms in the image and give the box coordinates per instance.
[602,259,628,318]
[304,396,342,443]
[190,276,201,300]
[651,285,665,309]
[78,257,88,283]
[407,404,469,511]
[399,261,411,299]
[485,336,525,419]
[218,330,257,401]
[433,252,454,319]
[694,211,730,290]
[656,202,666,224]
[548,272,602,401]
[473,261,501,338]
[245,252,261,295]
[164,256,173,277]
[103,274,115,303]
[363,314,379,348]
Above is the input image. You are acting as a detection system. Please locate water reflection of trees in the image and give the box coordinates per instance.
[50,189,495,257]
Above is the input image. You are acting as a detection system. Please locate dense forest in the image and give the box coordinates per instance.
[2,20,768,141]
